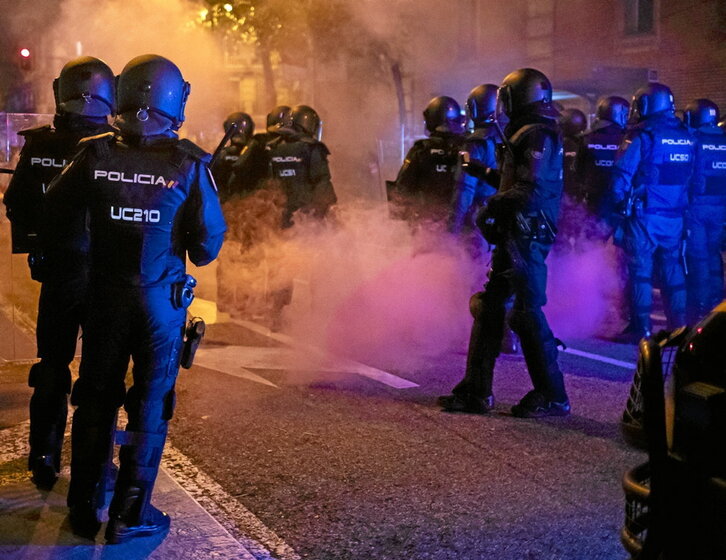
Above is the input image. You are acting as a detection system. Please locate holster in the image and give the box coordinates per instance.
[180,317,205,369]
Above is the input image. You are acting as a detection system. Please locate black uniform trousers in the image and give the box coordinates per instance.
[453,236,567,403]
[68,283,185,519]
[620,212,687,332]
[29,267,88,470]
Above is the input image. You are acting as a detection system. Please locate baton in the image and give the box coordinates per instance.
[210,122,239,168]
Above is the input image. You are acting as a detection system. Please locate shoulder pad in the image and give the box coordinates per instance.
[77,131,117,158]
[176,138,211,163]
[510,122,553,145]
[304,138,330,155]
[18,124,52,137]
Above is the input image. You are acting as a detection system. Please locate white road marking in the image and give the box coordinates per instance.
[195,347,280,387]
[563,347,636,369]
[162,445,301,560]
[231,319,420,389]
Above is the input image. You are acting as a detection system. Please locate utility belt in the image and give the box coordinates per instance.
[642,207,684,219]
[514,211,557,244]
[478,208,557,245]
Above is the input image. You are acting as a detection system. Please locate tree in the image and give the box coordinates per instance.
[198,0,405,111]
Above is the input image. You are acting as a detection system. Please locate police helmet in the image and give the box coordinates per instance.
[290,105,322,140]
[559,108,587,137]
[116,54,190,130]
[630,82,675,122]
[683,98,721,129]
[53,56,115,118]
[466,84,498,127]
[223,111,254,142]
[596,95,629,129]
[498,68,559,119]
[266,105,291,132]
[423,96,463,134]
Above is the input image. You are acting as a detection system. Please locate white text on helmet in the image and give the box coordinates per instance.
[703,144,726,151]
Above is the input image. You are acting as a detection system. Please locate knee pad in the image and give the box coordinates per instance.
[162,390,176,421]
[124,386,175,425]
[70,377,124,410]
[508,310,529,335]
[509,309,545,338]
[469,291,486,319]
[29,361,72,394]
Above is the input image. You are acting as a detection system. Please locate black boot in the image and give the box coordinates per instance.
[29,455,58,491]
[438,393,494,414]
[105,485,170,544]
[69,498,101,540]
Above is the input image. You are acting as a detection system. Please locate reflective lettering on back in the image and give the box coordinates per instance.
[30,157,66,168]
[110,206,161,223]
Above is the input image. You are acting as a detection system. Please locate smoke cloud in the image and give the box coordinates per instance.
[26,0,627,371]
[49,0,231,144]
[218,195,488,371]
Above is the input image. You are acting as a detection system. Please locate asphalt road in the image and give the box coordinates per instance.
[170,320,645,560]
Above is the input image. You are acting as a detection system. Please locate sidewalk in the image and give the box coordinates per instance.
[0,421,259,560]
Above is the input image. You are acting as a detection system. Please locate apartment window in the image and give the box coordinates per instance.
[624,0,654,35]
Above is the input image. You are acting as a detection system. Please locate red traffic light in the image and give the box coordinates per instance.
[18,48,32,71]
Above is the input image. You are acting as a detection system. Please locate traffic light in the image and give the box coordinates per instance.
[19,47,32,71]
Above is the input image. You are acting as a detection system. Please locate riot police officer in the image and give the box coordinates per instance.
[612,82,695,341]
[227,105,291,197]
[265,104,336,228]
[576,96,629,236]
[438,68,569,418]
[449,84,499,234]
[3,56,116,490]
[44,54,226,542]
[391,96,466,219]
[555,107,588,250]
[683,98,726,323]
[211,111,254,201]
[560,107,587,199]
